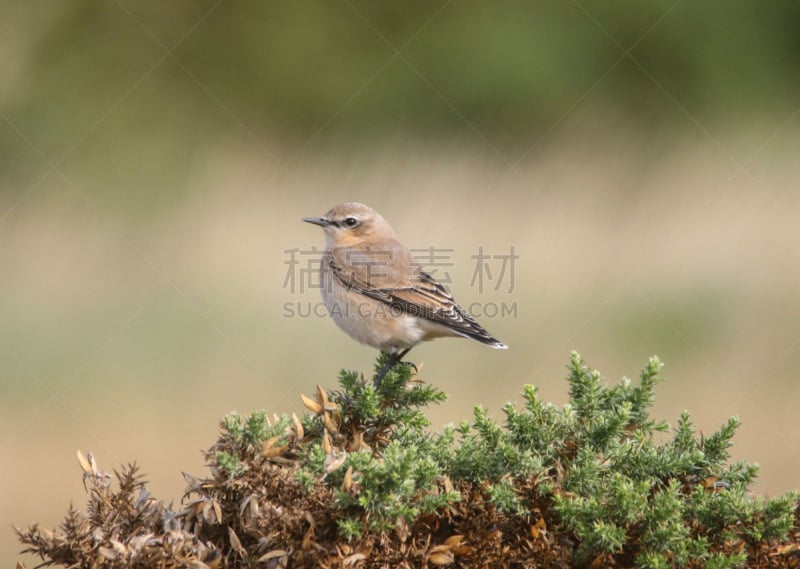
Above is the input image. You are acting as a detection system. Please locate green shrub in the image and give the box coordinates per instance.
[17,352,800,568]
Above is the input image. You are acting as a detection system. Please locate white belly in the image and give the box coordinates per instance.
[321,273,426,353]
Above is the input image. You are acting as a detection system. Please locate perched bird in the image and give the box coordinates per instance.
[303,202,507,383]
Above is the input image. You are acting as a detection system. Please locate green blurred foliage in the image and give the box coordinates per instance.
[2,0,799,200]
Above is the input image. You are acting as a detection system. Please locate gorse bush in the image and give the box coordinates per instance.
[17,353,800,568]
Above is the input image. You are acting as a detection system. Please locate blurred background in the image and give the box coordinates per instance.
[3,1,800,564]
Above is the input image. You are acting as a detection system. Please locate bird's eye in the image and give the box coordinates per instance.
[343,217,359,228]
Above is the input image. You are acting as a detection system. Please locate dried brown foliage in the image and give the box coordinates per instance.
[17,452,221,568]
[16,453,573,568]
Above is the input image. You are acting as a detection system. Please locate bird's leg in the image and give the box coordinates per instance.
[373,353,398,387]
[394,347,417,372]
[373,348,414,387]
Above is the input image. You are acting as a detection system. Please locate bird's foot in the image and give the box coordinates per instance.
[397,360,418,373]
[373,349,415,387]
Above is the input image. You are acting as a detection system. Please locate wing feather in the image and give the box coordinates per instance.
[326,249,506,348]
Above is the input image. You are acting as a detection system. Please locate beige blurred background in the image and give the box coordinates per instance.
[3,2,800,565]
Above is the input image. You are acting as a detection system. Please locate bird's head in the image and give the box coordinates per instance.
[303,202,395,248]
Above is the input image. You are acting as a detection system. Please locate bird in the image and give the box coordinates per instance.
[303,202,507,384]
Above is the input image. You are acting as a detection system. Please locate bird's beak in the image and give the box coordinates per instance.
[303,217,332,227]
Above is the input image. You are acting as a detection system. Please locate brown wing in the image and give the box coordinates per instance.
[326,247,507,348]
